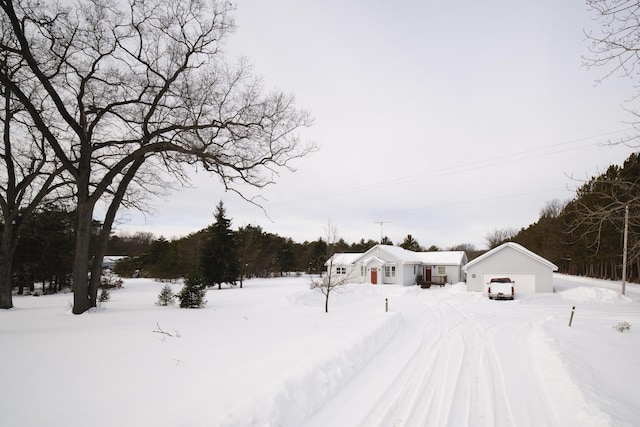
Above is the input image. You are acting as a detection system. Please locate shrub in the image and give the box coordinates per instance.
[177,277,207,309]
[614,321,631,333]
[101,273,124,289]
[156,285,176,306]
[98,288,110,306]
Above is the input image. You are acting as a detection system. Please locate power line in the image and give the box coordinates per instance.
[271,127,634,206]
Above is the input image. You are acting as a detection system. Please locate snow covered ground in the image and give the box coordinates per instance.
[2,274,639,426]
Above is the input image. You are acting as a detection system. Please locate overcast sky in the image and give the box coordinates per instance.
[112,0,635,250]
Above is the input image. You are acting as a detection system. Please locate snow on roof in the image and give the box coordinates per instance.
[416,251,467,265]
[462,242,558,271]
[372,245,423,263]
[370,245,466,265]
[331,245,467,266]
[102,255,128,267]
[326,253,362,266]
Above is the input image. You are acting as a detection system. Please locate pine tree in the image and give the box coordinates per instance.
[400,234,422,252]
[156,285,176,306]
[177,277,207,308]
[200,201,240,289]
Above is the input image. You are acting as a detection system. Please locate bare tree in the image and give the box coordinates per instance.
[539,199,567,219]
[310,221,352,313]
[585,0,640,146]
[485,227,518,249]
[0,50,67,308]
[0,0,314,313]
[566,162,640,261]
[585,1,640,84]
[570,3,640,278]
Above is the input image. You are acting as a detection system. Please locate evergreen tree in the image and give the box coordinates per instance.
[156,284,176,306]
[349,238,378,252]
[399,234,422,252]
[380,236,393,245]
[307,238,327,275]
[200,201,240,289]
[279,238,297,276]
[177,277,207,308]
[13,207,76,294]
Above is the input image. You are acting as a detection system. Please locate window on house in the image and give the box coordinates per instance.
[438,266,446,275]
[336,267,346,275]
[384,265,396,278]
[360,266,364,276]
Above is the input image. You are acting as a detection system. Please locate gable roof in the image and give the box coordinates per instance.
[368,245,423,263]
[462,242,558,271]
[325,253,362,266]
[331,245,467,266]
[416,251,467,265]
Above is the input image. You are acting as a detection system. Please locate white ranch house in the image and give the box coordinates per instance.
[463,242,558,294]
[326,245,468,286]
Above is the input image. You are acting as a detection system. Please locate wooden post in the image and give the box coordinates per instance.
[568,306,575,327]
[622,205,629,296]
[385,298,388,313]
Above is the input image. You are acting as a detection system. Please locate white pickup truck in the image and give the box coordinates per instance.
[487,277,515,300]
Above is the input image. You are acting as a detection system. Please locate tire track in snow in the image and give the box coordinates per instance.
[389,300,462,426]
[442,301,515,427]
[367,294,516,427]
[410,300,514,427]
[357,293,453,426]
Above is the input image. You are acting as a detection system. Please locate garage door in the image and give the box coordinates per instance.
[482,274,536,294]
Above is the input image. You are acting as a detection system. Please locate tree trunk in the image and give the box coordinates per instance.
[72,202,94,314]
[86,156,146,306]
[87,157,144,305]
[0,224,16,309]
[88,217,113,305]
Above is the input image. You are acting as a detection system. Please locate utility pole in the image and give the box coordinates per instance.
[622,205,629,296]
[374,221,391,243]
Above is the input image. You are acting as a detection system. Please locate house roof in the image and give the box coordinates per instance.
[330,245,467,266]
[325,253,362,266]
[462,242,558,271]
[367,245,423,263]
[360,255,386,266]
[102,255,127,267]
[416,251,467,265]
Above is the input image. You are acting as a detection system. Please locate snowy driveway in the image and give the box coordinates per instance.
[2,275,639,427]
[306,275,639,427]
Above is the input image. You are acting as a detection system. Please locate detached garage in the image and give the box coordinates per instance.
[463,242,558,294]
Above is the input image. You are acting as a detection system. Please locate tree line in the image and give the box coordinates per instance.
[490,152,640,282]
[5,198,481,292]
[5,148,640,296]
[111,209,485,283]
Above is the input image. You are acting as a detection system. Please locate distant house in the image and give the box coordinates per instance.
[462,242,558,294]
[102,256,127,270]
[326,244,468,286]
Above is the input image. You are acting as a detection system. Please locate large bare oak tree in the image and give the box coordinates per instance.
[0,0,313,313]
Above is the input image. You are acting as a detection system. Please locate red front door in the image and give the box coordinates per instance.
[425,267,432,282]
[371,268,378,285]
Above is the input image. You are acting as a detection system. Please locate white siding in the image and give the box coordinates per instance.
[401,264,417,286]
[442,265,462,283]
[382,264,398,284]
[466,244,555,293]
[327,245,468,287]
[483,273,535,294]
